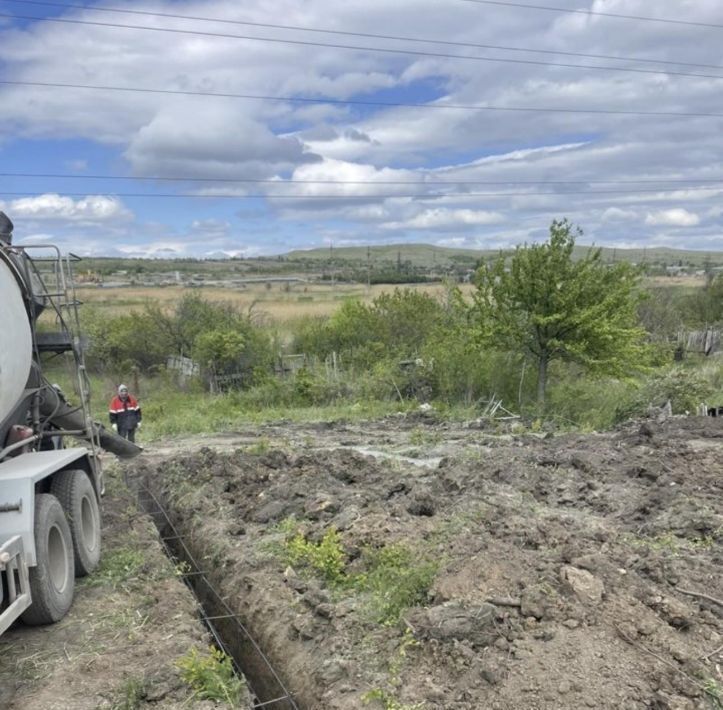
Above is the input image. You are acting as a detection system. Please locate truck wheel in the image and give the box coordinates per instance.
[51,469,101,577]
[21,494,75,626]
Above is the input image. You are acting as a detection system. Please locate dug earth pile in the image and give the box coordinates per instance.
[132,415,722,710]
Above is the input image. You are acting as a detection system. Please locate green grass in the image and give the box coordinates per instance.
[176,646,245,706]
[275,520,438,625]
[624,530,718,556]
[82,547,147,588]
[41,346,722,444]
[110,677,146,710]
[362,688,426,710]
[703,678,722,708]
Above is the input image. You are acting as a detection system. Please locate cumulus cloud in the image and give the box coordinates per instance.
[383,208,505,231]
[190,219,231,234]
[1,0,722,252]
[125,105,321,178]
[601,207,638,223]
[645,209,701,227]
[0,194,132,222]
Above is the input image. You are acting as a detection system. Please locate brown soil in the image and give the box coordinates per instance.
[0,469,252,709]
[130,414,723,710]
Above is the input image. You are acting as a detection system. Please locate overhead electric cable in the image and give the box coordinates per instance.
[1,186,720,199]
[2,11,723,80]
[7,0,722,72]
[454,0,723,30]
[2,79,722,118]
[4,172,723,187]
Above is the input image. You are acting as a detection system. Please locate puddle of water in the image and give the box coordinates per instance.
[346,446,442,468]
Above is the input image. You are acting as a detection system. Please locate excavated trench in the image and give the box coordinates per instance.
[120,419,723,710]
[126,474,299,710]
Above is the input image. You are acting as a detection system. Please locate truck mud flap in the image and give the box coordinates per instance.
[0,535,31,635]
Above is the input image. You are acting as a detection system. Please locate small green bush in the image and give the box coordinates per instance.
[356,545,438,625]
[176,646,245,706]
[291,289,446,369]
[277,523,436,624]
[110,677,146,710]
[284,526,347,586]
[618,366,716,419]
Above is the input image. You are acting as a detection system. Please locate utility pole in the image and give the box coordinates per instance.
[329,241,335,286]
[366,245,371,291]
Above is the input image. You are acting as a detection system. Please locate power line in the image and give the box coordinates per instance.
[2,11,723,80]
[7,0,722,72]
[4,171,723,187]
[454,0,723,30]
[3,79,722,119]
[1,186,720,199]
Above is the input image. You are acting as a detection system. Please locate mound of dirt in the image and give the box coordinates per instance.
[131,416,723,709]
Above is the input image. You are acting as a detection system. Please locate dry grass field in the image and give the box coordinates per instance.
[77,282,474,324]
[77,273,700,328]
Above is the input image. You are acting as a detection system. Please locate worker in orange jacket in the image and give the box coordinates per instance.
[109,384,142,442]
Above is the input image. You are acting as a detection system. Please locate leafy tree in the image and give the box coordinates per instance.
[82,307,170,372]
[637,286,686,341]
[471,219,649,407]
[685,273,723,327]
[194,330,246,375]
[82,294,274,386]
[292,289,445,369]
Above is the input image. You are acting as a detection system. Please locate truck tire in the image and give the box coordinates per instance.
[50,469,101,577]
[21,494,75,626]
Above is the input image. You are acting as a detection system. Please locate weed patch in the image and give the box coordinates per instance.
[176,646,245,706]
[362,630,425,709]
[703,678,723,708]
[82,547,147,588]
[624,531,716,556]
[362,688,426,710]
[356,545,438,625]
[284,526,347,586]
[275,522,438,624]
[110,677,146,710]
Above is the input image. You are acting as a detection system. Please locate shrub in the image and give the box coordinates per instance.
[284,526,347,586]
[634,367,715,415]
[82,294,274,387]
[176,646,245,706]
[292,289,446,369]
[356,544,438,625]
[546,367,637,429]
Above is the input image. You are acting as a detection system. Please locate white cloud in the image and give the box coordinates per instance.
[1,0,723,253]
[125,104,320,178]
[0,194,132,222]
[383,208,505,231]
[645,209,701,227]
[601,207,638,223]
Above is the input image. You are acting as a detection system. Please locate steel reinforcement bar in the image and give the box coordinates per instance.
[124,472,299,710]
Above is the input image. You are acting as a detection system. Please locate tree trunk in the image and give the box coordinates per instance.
[537,355,548,408]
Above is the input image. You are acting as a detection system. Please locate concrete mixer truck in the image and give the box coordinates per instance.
[0,211,141,635]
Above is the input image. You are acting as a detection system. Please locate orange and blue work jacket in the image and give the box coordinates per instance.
[109,394,142,431]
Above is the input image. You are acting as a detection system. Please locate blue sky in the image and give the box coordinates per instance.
[1,0,723,257]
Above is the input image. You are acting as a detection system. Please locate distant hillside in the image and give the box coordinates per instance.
[286,243,487,268]
[286,242,723,269]
[74,243,723,287]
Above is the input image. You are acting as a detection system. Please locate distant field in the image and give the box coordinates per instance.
[77,281,471,324]
[647,274,707,288]
[78,270,708,327]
